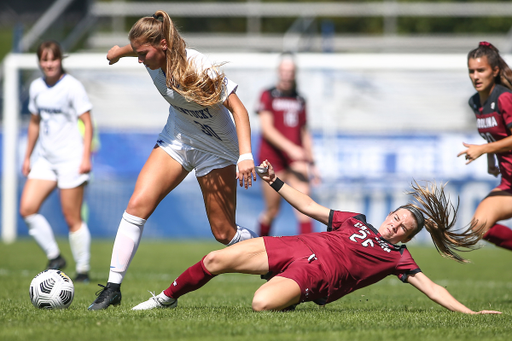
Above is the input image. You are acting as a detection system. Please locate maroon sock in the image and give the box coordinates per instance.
[483,224,512,251]
[164,257,215,299]
[259,221,271,236]
[300,221,312,234]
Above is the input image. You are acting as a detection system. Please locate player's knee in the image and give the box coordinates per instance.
[252,292,273,311]
[202,250,224,274]
[211,226,234,245]
[19,205,36,218]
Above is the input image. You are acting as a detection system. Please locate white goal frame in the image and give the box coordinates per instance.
[2,52,468,243]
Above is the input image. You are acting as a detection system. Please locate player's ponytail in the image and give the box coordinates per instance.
[468,41,512,91]
[129,10,226,107]
[404,181,486,263]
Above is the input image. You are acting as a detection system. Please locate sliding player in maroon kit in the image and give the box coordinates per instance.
[458,41,512,251]
[256,53,320,236]
[131,161,499,315]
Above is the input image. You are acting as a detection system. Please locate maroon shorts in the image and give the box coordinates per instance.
[263,236,329,303]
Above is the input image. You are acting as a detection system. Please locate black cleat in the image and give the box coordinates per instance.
[88,283,122,310]
[74,273,90,283]
[46,255,66,270]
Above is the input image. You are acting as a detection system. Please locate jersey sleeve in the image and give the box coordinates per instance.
[327,210,361,231]
[69,79,93,116]
[220,77,238,103]
[498,92,512,130]
[256,90,273,114]
[394,246,421,283]
[28,80,39,115]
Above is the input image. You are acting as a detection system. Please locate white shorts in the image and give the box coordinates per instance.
[28,156,89,189]
[156,135,234,177]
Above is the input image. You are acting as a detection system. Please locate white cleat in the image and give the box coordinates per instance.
[132,291,177,311]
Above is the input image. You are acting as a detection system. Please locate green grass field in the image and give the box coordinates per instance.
[1,239,511,341]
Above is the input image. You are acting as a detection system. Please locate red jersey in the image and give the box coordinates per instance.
[256,87,307,168]
[469,84,512,188]
[297,210,420,303]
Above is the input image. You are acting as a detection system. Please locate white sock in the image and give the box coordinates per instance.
[69,222,91,274]
[24,214,60,259]
[227,225,258,246]
[108,211,146,284]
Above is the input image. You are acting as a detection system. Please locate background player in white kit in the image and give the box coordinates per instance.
[20,40,93,282]
[88,10,258,310]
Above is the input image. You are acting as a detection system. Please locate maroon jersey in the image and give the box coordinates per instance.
[469,84,512,188]
[256,87,307,169]
[297,210,420,303]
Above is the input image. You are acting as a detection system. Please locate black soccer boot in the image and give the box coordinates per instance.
[74,273,90,283]
[88,283,122,310]
[46,254,67,270]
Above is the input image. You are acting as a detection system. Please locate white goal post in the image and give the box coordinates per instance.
[2,52,473,243]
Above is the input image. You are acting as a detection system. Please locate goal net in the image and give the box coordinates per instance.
[1,52,499,243]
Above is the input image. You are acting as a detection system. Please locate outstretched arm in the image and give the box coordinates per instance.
[257,160,330,225]
[407,272,500,314]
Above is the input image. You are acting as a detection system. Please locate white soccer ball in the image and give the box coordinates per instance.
[29,269,74,309]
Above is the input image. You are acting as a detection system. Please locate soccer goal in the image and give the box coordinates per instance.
[1,52,493,243]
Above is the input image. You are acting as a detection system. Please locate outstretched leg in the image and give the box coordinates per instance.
[168,238,269,298]
[89,147,189,311]
[131,238,269,310]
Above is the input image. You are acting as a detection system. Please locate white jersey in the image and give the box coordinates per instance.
[146,49,239,163]
[28,74,93,164]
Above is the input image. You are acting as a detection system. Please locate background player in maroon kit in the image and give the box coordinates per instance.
[131,160,498,315]
[458,41,512,251]
[256,53,320,236]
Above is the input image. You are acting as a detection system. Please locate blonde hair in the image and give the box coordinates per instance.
[404,181,486,263]
[468,41,512,91]
[129,10,226,107]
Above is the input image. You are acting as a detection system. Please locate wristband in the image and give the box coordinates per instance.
[270,178,284,192]
[237,153,253,164]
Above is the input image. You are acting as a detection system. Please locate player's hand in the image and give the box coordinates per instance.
[107,45,122,65]
[236,159,256,189]
[21,158,31,177]
[79,158,92,174]
[256,160,277,184]
[457,142,486,165]
[471,310,501,315]
[287,145,307,162]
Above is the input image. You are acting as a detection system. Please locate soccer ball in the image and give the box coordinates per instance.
[29,269,74,309]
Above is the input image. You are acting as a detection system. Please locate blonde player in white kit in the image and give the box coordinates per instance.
[20,41,93,283]
[88,10,258,310]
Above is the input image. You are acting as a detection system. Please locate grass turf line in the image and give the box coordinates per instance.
[1,239,511,341]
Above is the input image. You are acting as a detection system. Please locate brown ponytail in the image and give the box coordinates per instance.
[129,10,226,107]
[403,181,486,263]
[468,41,512,91]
